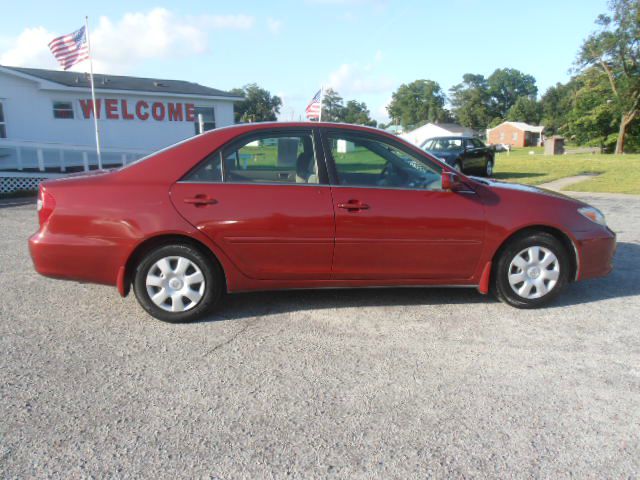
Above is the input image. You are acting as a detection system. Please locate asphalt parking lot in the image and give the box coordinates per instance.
[1,193,639,479]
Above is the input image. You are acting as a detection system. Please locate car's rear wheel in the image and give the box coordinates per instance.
[454,160,462,172]
[492,232,570,308]
[133,244,223,322]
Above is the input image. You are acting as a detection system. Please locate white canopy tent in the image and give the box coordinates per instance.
[400,123,476,147]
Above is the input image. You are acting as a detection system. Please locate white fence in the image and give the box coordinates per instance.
[0,139,149,193]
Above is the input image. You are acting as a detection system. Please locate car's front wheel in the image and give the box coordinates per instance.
[133,244,223,322]
[493,232,570,308]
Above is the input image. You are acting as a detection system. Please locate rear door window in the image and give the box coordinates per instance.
[224,133,319,184]
[183,130,321,184]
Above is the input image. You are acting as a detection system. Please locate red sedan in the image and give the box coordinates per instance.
[29,123,616,322]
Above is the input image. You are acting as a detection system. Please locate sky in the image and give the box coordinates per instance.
[0,0,609,123]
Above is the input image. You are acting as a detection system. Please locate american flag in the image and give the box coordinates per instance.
[48,26,89,70]
[305,90,322,120]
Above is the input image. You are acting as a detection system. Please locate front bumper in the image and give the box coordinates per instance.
[576,227,616,281]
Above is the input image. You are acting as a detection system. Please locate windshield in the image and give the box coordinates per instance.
[423,138,464,152]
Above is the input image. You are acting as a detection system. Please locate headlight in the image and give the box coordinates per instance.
[578,206,607,227]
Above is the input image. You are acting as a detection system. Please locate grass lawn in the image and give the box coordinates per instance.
[493,149,640,195]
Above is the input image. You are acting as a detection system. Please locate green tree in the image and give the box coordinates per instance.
[506,96,543,125]
[577,0,640,153]
[449,74,492,131]
[540,82,575,135]
[387,79,448,129]
[321,88,345,122]
[342,100,376,126]
[487,68,538,118]
[229,84,282,123]
[564,68,618,150]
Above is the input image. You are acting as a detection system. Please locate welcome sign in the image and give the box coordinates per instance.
[79,99,197,122]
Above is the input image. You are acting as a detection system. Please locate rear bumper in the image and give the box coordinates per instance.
[29,230,123,286]
[576,227,616,281]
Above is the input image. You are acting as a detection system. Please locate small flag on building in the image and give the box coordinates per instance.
[48,26,89,70]
[305,89,322,120]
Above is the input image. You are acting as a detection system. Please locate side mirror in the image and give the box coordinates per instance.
[442,171,464,191]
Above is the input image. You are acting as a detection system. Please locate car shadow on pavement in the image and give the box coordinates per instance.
[198,287,493,323]
[193,241,639,323]
[0,197,36,209]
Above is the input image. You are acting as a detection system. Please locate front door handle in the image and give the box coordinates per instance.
[184,195,218,206]
[337,200,370,211]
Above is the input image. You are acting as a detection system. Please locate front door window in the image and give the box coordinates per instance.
[327,132,442,190]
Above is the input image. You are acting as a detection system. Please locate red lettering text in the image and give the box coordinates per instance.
[105,99,119,119]
[167,103,184,121]
[151,102,165,121]
[121,100,134,120]
[136,101,149,120]
[79,99,101,119]
[185,103,195,122]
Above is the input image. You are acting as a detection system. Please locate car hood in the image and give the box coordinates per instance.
[469,176,587,206]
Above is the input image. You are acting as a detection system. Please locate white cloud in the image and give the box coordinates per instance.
[326,51,393,95]
[0,27,60,69]
[0,8,255,74]
[198,14,255,30]
[267,17,283,34]
[376,96,393,122]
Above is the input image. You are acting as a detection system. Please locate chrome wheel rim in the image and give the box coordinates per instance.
[508,246,560,299]
[146,256,206,312]
[486,161,493,176]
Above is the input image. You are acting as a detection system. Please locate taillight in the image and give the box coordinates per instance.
[37,186,56,226]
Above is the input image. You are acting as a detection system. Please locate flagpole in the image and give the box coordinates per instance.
[85,16,102,169]
[318,85,323,122]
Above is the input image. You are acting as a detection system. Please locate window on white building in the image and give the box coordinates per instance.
[53,101,74,119]
[512,132,518,141]
[0,102,6,138]
[194,106,215,134]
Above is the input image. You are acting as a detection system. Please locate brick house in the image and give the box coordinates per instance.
[486,121,544,148]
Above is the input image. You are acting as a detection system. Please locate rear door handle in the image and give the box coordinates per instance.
[337,200,370,211]
[184,195,218,206]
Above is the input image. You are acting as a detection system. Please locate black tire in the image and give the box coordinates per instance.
[133,244,223,323]
[492,232,570,309]
[484,157,494,177]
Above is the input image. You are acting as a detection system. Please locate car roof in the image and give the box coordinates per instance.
[197,121,402,146]
[209,121,385,134]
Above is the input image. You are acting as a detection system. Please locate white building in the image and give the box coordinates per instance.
[400,123,476,147]
[0,65,241,193]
